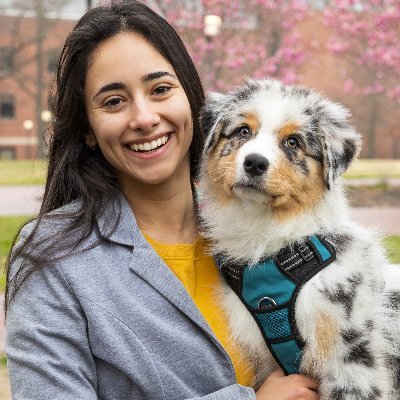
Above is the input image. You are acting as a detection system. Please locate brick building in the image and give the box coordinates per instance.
[0,11,75,159]
[0,7,398,159]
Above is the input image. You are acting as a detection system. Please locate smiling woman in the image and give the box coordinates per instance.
[4,2,319,400]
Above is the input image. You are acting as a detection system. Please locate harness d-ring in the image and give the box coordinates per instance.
[258,296,277,309]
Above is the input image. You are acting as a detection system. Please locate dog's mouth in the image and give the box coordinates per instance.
[232,183,283,204]
[232,183,269,202]
[232,183,265,194]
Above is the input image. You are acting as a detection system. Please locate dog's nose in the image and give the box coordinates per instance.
[243,154,269,177]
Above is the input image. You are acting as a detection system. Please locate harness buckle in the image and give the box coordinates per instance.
[298,244,314,262]
[258,296,277,309]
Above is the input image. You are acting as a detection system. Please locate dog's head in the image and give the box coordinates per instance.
[200,79,361,220]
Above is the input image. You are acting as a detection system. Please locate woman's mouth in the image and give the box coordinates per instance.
[128,134,170,153]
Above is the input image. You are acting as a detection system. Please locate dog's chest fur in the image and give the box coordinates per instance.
[198,79,400,399]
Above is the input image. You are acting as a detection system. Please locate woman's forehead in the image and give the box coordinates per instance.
[85,32,176,90]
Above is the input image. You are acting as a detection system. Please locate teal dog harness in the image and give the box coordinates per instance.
[216,235,336,375]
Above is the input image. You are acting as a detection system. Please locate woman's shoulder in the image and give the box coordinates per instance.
[19,198,85,242]
[17,193,135,257]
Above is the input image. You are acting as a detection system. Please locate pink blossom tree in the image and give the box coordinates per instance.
[323,0,400,157]
[146,0,309,92]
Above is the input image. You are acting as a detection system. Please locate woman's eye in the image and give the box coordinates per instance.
[285,136,299,148]
[104,97,123,108]
[235,125,251,137]
[152,85,172,95]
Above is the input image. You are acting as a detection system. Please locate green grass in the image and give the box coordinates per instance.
[0,354,6,366]
[344,159,400,180]
[0,216,31,292]
[0,160,47,186]
[384,236,400,264]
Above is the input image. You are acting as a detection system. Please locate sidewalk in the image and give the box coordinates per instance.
[0,185,43,216]
[351,207,400,235]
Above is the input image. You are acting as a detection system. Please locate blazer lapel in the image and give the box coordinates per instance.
[96,193,218,340]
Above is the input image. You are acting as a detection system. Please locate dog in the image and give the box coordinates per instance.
[198,79,400,399]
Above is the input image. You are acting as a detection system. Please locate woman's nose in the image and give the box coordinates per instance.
[129,99,160,132]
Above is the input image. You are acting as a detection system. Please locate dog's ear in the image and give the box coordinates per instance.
[200,92,228,154]
[319,99,362,189]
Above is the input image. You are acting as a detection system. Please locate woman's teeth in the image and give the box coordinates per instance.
[129,134,169,152]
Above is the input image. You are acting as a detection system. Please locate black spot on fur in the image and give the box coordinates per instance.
[345,340,375,367]
[322,274,363,316]
[304,125,322,150]
[281,145,309,175]
[341,328,363,343]
[297,159,309,175]
[364,319,374,330]
[327,117,350,130]
[234,81,261,102]
[339,139,357,170]
[219,135,249,157]
[291,86,311,98]
[331,387,345,400]
[325,234,353,254]
[386,291,400,310]
[304,107,313,116]
[386,355,400,390]
[331,386,381,400]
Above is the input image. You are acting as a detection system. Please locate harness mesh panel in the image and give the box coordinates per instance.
[255,308,291,340]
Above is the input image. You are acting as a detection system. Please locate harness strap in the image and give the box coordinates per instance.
[218,235,336,375]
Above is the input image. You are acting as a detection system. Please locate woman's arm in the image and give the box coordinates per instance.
[6,261,98,400]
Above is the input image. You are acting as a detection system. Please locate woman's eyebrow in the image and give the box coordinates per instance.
[141,71,177,82]
[92,82,126,101]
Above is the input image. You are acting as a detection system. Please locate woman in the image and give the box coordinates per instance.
[5,1,319,399]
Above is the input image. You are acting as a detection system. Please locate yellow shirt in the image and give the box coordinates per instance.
[143,233,255,387]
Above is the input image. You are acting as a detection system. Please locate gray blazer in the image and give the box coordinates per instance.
[6,194,255,400]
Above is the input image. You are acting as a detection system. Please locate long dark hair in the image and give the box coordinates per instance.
[5,0,205,313]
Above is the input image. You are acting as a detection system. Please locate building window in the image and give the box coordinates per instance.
[47,49,59,73]
[0,47,14,75]
[0,94,15,119]
[0,147,16,160]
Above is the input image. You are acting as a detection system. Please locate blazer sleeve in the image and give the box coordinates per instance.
[188,384,256,399]
[6,261,98,400]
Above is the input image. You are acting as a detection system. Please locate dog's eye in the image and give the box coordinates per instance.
[285,136,299,148]
[235,126,251,138]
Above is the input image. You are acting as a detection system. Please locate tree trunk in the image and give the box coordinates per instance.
[366,94,378,158]
[35,0,46,159]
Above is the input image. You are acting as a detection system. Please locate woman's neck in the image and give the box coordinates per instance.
[122,177,198,245]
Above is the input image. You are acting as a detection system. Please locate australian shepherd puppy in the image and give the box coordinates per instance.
[198,79,400,399]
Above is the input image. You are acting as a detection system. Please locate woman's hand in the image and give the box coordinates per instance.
[256,369,319,400]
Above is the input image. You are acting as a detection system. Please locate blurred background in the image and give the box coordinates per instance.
[1,0,400,160]
[0,0,399,398]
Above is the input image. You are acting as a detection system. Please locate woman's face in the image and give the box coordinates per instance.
[84,32,193,188]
